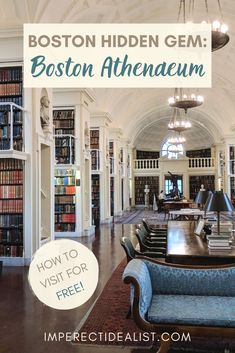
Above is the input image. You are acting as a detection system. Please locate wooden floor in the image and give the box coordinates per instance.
[0,224,152,353]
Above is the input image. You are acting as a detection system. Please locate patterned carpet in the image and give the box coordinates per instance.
[115,209,235,225]
[115,209,167,225]
[74,259,235,352]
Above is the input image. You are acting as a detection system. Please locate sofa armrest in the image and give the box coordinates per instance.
[122,259,152,320]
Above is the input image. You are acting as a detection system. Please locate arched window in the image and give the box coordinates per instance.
[161,139,184,159]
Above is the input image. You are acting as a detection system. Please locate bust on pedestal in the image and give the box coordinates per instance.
[144,184,150,210]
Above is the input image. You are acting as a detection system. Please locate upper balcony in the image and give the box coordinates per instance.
[133,157,216,172]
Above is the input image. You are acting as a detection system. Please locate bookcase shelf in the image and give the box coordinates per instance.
[91,174,100,225]
[135,176,159,205]
[0,67,24,153]
[54,168,76,232]
[189,175,215,200]
[0,158,24,258]
[53,109,75,165]
[136,150,160,159]
[186,148,211,158]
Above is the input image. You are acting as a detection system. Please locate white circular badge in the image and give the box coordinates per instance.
[28,239,99,310]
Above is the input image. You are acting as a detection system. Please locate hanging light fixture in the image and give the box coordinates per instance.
[168,88,204,113]
[168,108,192,132]
[167,132,186,145]
[177,0,229,52]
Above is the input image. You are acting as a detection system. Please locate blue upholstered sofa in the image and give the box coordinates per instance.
[123,259,235,353]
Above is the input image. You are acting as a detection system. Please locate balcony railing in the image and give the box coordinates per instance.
[91,149,102,172]
[0,102,25,152]
[54,134,75,165]
[133,157,216,171]
[188,157,215,169]
[134,159,159,170]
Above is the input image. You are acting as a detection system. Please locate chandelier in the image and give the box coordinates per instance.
[177,0,229,52]
[167,132,186,145]
[168,108,192,132]
[168,88,204,113]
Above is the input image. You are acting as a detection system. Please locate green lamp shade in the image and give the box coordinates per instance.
[204,191,234,212]
[195,190,212,205]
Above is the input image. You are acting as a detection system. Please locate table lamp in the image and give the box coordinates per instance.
[204,191,234,235]
[195,190,212,217]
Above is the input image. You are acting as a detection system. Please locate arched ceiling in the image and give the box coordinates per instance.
[134,116,215,151]
[1,0,235,147]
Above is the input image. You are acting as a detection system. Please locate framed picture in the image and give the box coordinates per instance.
[195,219,205,236]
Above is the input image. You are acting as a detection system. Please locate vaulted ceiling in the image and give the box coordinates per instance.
[1,0,235,150]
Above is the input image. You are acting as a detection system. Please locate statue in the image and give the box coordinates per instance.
[144,184,150,210]
[168,171,181,199]
[40,95,50,131]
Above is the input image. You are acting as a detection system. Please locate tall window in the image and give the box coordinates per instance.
[165,176,183,194]
[161,140,184,159]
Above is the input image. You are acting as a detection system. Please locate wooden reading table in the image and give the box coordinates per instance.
[166,221,235,265]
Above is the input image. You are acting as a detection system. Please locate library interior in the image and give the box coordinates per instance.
[1,1,235,353]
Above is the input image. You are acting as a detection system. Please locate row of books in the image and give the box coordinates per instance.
[0,214,23,227]
[55,186,76,195]
[55,195,75,204]
[0,126,22,138]
[0,83,22,96]
[0,244,23,257]
[0,96,23,106]
[55,223,75,232]
[0,185,23,198]
[0,68,22,82]
[54,129,74,135]
[54,176,75,185]
[56,157,75,165]
[55,214,76,223]
[0,171,23,184]
[53,110,74,120]
[55,169,75,177]
[0,229,23,243]
[0,199,23,213]
[55,138,75,147]
[0,111,23,125]
[0,159,23,170]
[55,204,75,213]
[54,120,74,128]
[0,140,23,151]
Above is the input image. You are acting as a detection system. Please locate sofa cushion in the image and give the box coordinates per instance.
[144,260,235,296]
[147,294,235,327]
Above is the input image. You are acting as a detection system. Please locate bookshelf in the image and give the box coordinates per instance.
[53,109,75,164]
[110,176,114,216]
[189,175,215,200]
[91,174,100,225]
[90,129,100,171]
[0,67,23,152]
[54,168,76,232]
[0,159,24,258]
[135,176,159,205]
[229,146,235,175]
[186,148,211,158]
[136,150,160,159]
[109,141,114,216]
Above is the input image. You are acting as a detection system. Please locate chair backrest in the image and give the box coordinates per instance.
[135,228,146,252]
[120,237,136,262]
[142,219,150,233]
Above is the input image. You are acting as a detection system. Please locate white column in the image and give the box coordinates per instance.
[90,112,112,223]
